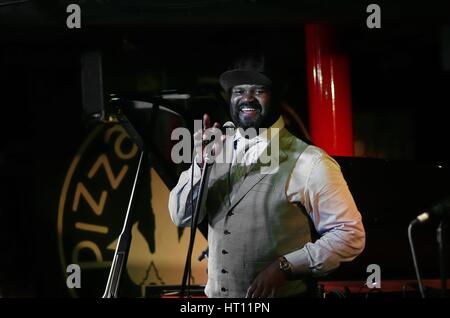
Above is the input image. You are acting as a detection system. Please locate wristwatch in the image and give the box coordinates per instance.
[278,256,292,276]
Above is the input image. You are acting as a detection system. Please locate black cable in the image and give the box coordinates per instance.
[187,148,196,298]
[408,222,426,298]
[180,146,198,298]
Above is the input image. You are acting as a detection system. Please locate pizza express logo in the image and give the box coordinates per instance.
[57,124,166,297]
[58,122,208,297]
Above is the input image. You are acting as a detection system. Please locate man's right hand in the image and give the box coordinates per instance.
[193,113,225,168]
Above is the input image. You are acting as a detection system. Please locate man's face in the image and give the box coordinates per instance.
[229,84,272,130]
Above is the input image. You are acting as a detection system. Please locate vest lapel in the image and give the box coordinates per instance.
[226,128,292,213]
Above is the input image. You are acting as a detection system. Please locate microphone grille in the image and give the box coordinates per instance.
[222,121,235,129]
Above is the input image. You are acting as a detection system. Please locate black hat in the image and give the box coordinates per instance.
[219,55,272,92]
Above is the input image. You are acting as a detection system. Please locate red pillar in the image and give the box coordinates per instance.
[305,24,354,156]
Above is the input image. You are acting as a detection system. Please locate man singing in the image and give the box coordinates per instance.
[168,55,365,298]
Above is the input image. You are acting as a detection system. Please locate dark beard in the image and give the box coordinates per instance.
[231,100,279,130]
[231,100,263,130]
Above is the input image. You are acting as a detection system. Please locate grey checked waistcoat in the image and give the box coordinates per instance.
[203,128,313,298]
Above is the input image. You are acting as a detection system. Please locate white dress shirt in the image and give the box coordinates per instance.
[169,116,365,276]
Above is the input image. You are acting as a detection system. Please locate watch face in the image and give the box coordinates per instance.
[280,258,291,272]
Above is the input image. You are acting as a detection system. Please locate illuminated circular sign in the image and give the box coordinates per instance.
[57,123,207,297]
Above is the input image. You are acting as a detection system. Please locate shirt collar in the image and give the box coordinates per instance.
[234,116,285,144]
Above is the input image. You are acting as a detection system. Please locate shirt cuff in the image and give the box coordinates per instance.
[284,248,312,275]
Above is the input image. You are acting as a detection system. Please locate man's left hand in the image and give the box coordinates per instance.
[246,260,287,298]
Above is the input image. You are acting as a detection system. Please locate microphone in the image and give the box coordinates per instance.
[221,121,236,133]
[201,121,235,145]
[201,121,235,164]
[412,196,450,225]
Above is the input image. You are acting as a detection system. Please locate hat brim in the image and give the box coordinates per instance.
[219,69,272,92]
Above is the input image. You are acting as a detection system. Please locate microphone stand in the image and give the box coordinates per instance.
[178,122,233,297]
[180,159,213,298]
[437,220,448,297]
[408,220,426,298]
[102,114,145,298]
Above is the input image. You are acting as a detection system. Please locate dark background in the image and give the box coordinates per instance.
[1,0,450,297]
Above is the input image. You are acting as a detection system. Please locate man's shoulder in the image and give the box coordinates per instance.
[303,144,328,159]
[301,146,342,178]
[283,131,323,156]
[281,129,309,150]
[287,134,338,167]
[280,129,340,168]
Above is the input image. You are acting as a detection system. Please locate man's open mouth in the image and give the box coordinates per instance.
[239,104,262,115]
